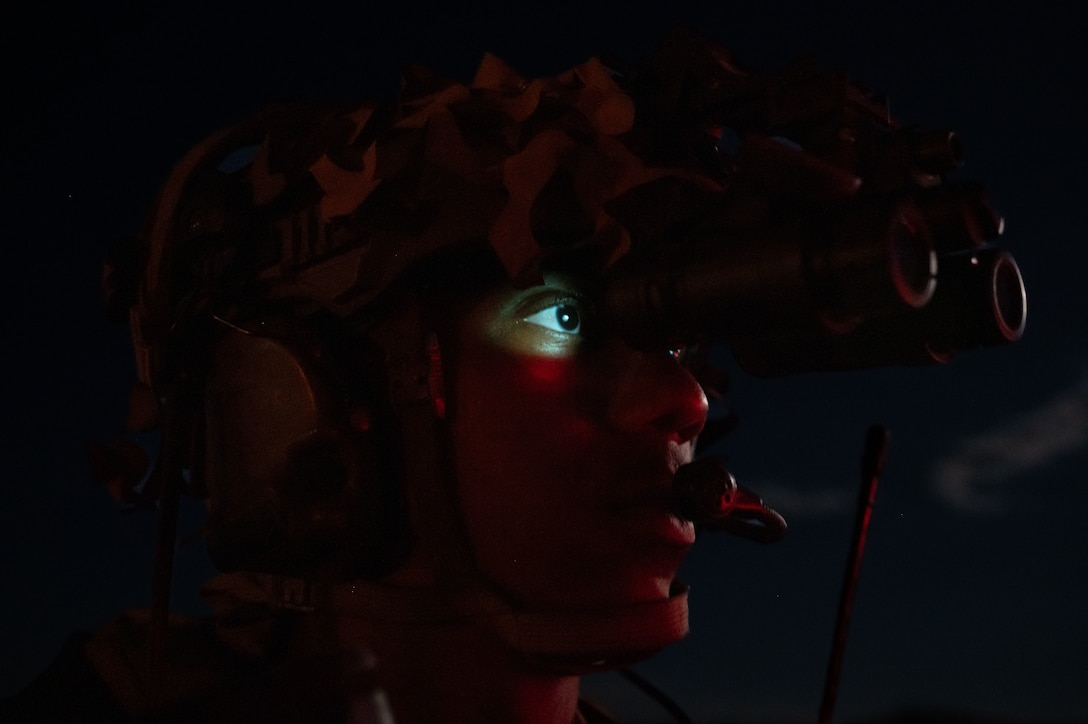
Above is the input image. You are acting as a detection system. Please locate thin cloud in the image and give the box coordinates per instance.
[750,481,854,518]
[931,375,1088,514]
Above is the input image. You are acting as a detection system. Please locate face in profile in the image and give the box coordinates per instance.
[449,274,709,610]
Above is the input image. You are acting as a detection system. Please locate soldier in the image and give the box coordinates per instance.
[5,26,1022,723]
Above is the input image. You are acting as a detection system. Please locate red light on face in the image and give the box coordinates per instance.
[517,354,575,389]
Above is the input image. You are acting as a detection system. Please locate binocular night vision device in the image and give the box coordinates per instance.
[602,28,1025,377]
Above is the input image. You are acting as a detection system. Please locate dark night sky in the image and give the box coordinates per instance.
[3,2,1086,723]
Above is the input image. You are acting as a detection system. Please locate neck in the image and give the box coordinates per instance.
[292,612,582,724]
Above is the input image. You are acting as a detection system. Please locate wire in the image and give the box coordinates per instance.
[618,666,694,724]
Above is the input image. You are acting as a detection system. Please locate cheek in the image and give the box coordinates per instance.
[502,354,578,393]
[452,351,595,494]
[450,350,602,560]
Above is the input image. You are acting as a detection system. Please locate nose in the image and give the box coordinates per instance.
[606,347,709,444]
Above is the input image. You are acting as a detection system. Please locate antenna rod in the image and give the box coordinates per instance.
[818,425,890,724]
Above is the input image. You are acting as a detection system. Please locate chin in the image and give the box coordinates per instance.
[570,545,691,608]
[568,567,682,610]
[498,562,679,611]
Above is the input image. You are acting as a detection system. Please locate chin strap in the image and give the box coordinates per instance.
[202,572,689,674]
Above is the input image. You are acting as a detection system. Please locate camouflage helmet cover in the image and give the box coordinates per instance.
[131,51,723,391]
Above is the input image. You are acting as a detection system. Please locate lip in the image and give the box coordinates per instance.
[608,489,697,546]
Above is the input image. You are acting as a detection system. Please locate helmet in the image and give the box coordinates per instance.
[93,29,745,671]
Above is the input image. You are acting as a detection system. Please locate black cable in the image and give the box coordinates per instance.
[618,667,694,724]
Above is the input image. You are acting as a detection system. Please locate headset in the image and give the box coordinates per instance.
[199,311,409,580]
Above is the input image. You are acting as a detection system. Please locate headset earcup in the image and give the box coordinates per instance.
[202,326,406,579]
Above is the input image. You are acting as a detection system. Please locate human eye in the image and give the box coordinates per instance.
[522,301,582,335]
[507,292,592,358]
[478,284,595,359]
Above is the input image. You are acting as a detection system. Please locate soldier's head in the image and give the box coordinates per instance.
[104,39,740,668]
